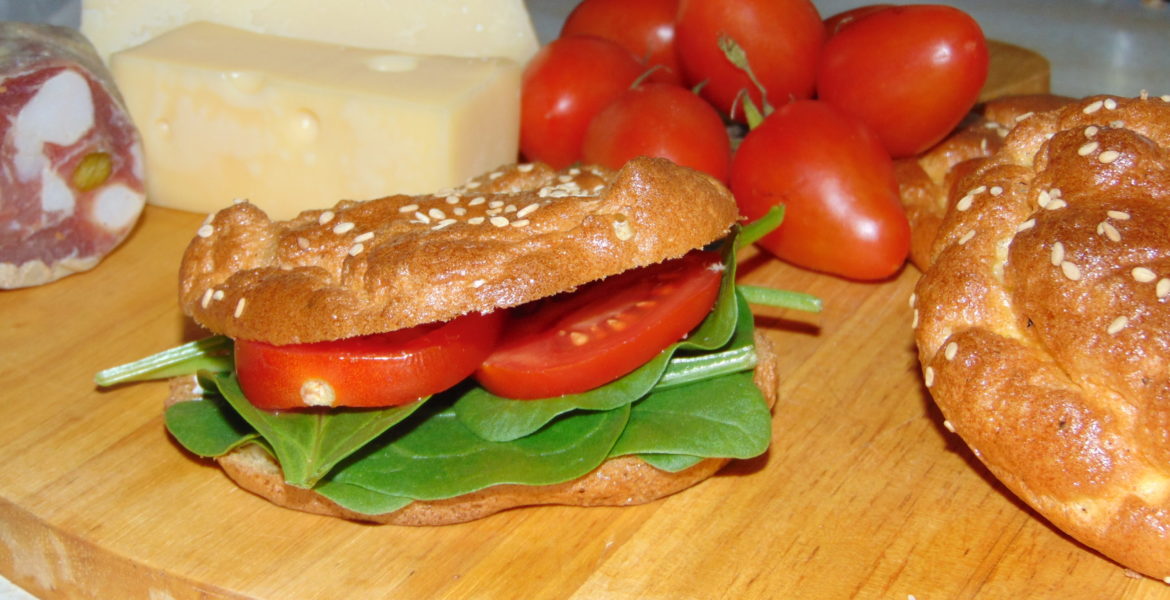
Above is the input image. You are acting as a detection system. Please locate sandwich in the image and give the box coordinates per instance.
[97,156,817,525]
[906,93,1170,579]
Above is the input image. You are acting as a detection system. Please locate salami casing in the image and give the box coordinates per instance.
[1,22,145,289]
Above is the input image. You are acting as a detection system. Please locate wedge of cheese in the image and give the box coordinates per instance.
[110,22,521,219]
[82,0,539,65]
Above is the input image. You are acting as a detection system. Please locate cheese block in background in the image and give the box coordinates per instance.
[109,22,522,219]
[81,0,539,65]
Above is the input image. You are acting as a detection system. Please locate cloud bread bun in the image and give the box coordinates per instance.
[165,332,778,525]
[912,93,1170,578]
[179,156,739,345]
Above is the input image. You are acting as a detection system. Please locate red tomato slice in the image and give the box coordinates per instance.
[475,250,724,399]
[235,311,504,410]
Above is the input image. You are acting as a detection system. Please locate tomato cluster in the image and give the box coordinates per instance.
[521,0,989,281]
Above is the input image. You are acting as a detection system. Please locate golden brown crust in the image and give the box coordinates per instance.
[897,94,1075,269]
[178,157,739,344]
[912,93,1170,579]
[207,331,779,525]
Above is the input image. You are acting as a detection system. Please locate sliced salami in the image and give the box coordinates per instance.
[1,22,145,289]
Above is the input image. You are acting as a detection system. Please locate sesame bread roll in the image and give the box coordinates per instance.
[178,156,739,344]
[911,93,1170,579]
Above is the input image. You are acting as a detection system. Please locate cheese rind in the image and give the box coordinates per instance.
[110,22,521,219]
[81,0,539,65]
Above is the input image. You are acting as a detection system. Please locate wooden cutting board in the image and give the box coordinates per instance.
[3,42,1167,600]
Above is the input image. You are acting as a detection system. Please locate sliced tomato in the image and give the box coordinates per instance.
[235,311,504,410]
[475,250,723,399]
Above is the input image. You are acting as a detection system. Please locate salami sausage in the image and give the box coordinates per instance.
[0,22,145,289]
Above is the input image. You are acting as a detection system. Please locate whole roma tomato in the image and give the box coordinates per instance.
[730,100,909,280]
[520,35,644,169]
[581,82,731,183]
[817,4,988,158]
[675,0,824,120]
[822,4,891,35]
[561,0,683,84]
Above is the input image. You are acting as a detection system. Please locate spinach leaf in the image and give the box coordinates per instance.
[452,227,744,442]
[212,372,427,488]
[312,479,414,515]
[164,393,258,457]
[95,336,232,386]
[638,453,704,472]
[322,400,630,501]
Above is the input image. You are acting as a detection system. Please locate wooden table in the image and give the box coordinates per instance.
[4,38,1168,600]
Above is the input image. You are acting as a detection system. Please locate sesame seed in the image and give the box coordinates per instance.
[569,167,581,175]
[1046,199,1067,210]
[490,216,510,227]
[1133,267,1157,282]
[956,194,975,211]
[1104,98,1118,110]
[488,171,504,180]
[486,208,502,216]
[489,200,504,209]
[213,290,224,301]
[1108,210,1131,220]
[332,221,355,234]
[1083,100,1104,114]
[428,207,446,220]
[432,219,456,230]
[472,279,486,288]
[989,186,1004,196]
[511,219,530,227]
[234,297,246,318]
[318,210,335,225]
[469,196,486,206]
[1157,278,1170,299]
[1050,242,1065,266]
[1107,316,1128,335]
[613,220,633,241]
[516,203,540,218]
[943,420,956,433]
[1037,190,1051,208]
[912,309,919,328]
[453,207,467,216]
[353,231,374,243]
[558,174,573,183]
[197,224,214,238]
[297,236,309,249]
[924,366,935,387]
[201,288,214,308]
[348,243,364,256]
[1078,141,1099,156]
[971,185,987,195]
[465,180,482,189]
[1017,219,1036,232]
[517,163,535,173]
[944,342,958,360]
[468,217,485,225]
[1101,222,1121,242]
[1084,125,1099,138]
[446,195,461,205]
[958,230,975,244]
[1014,111,1034,122]
[398,204,418,213]
[1099,150,1121,164]
[1061,261,1082,281]
[908,293,917,308]
[413,211,430,224]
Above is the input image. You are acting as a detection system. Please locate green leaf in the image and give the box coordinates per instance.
[610,371,772,460]
[164,394,257,457]
[737,206,784,250]
[638,453,704,472]
[324,401,630,501]
[95,336,232,386]
[212,372,427,488]
[737,285,823,313]
[656,292,757,391]
[312,479,414,515]
[452,231,744,442]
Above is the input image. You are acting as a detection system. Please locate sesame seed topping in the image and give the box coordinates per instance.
[297,236,309,249]
[453,207,467,216]
[428,207,446,220]
[1017,219,1036,232]
[1098,150,1121,164]
[1037,190,1051,208]
[1104,98,1118,110]
[516,203,540,218]
[944,342,958,360]
[332,221,355,234]
[943,420,956,433]
[1083,100,1104,114]
[1157,278,1170,299]
[569,167,581,175]
[971,185,987,195]
[348,243,364,256]
[319,210,335,225]
[468,216,485,225]
[213,290,224,301]
[558,175,573,183]
[488,171,504,180]
[197,224,214,238]
[471,279,485,288]
[353,231,374,243]
[1014,111,1034,122]
[912,309,919,328]
[1107,316,1128,335]
[1084,125,1099,138]
[469,196,486,206]
[490,216,510,227]
[924,366,935,387]
[956,194,975,211]
[908,293,917,308]
[488,200,504,209]
[511,219,530,227]
[989,186,1004,196]
[1061,261,1082,281]
[1046,199,1068,210]
[446,195,461,205]
[1133,267,1157,282]
[413,211,430,224]
[517,163,534,173]
[465,180,482,189]
[432,219,457,230]
[398,204,418,213]
[958,230,975,245]
[1101,222,1121,242]
[1078,141,1099,156]
[201,288,214,308]
[486,208,502,216]
[613,219,633,241]
[1107,210,1131,220]
[1050,242,1065,266]
[234,297,246,318]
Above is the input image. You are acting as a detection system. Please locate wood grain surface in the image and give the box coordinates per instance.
[3,41,1168,600]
